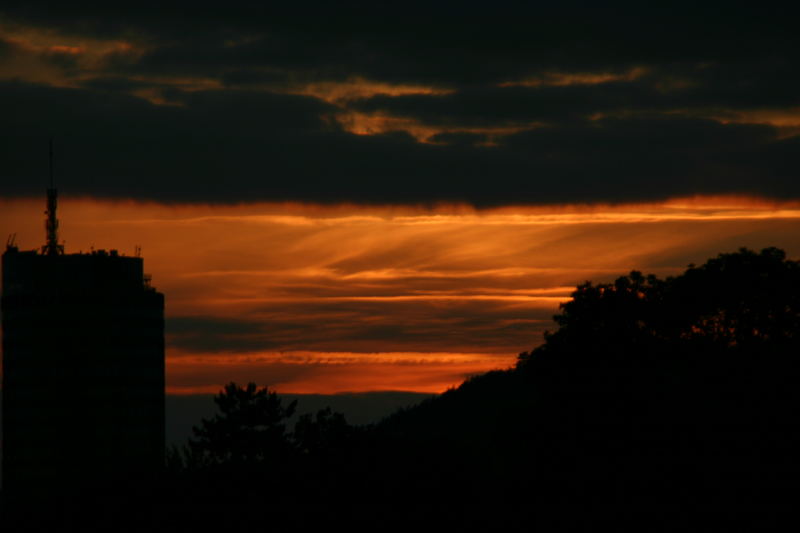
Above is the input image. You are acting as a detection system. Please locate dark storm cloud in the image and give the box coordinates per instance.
[4,3,800,83]
[221,69,292,87]
[79,76,155,92]
[349,82,643,126]
[349,61,800,128]
[428,132,488,146]
[2,80,799,205]
[2,3,800,205]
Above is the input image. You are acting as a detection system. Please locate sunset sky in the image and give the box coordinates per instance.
[2,4,799,395]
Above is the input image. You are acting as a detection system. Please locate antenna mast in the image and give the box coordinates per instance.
[43,138,64,256]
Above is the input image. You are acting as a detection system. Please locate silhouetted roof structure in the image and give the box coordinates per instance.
[1,185,164,496]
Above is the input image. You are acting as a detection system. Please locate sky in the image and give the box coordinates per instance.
[2,3,800,395]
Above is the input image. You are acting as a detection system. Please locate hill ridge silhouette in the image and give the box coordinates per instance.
[5,247,800,531]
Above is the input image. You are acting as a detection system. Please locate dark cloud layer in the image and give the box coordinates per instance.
[167,295,555,355]
[4,3,799,82]
[349,62,800,126]
[1,3,799,205]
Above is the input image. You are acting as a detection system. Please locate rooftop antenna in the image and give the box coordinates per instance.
[42,138,64,256]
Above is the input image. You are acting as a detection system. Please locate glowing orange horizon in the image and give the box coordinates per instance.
[165,350,513,395]
[2,195,799,394]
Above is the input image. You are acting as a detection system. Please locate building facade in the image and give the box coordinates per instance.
[1,246,165,492]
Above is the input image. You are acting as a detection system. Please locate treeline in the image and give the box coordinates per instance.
[160,247,800,530]
[7,247,800,531]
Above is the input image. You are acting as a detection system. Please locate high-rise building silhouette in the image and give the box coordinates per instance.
[1,163,164,493]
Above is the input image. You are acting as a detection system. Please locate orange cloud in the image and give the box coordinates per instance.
[711,107,800,137]
[288,77,453,104]
[48,45,84,55]
[2,196,800,394]
[165,350,510,395]
[499,67,648,88]
[0,24,142,86]
[332,110,539,143]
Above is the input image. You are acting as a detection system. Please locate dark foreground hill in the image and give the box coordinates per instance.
[4,247,800,531]
[369,247,800,528]
[164,391,432,446]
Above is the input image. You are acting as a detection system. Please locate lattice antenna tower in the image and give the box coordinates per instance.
[43,138,64,256]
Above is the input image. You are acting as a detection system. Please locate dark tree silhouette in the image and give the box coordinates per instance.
[294,407,352,457]
[673,247,800,346]
[508,248,800,519]
[366,248,800,529]
[518,247,800,368]
[155,248,800,532]
[188,382,297,466]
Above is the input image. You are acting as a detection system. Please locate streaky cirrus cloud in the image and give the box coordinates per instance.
[3,196,800,393]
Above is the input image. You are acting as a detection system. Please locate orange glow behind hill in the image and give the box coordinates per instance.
[2,196,800,394]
